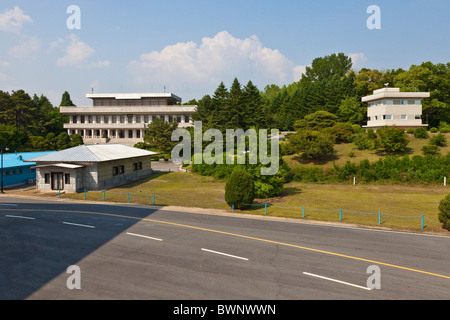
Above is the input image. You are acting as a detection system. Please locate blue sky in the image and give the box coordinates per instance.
[0,0,449,106]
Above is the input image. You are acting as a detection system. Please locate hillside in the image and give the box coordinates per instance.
[283,132,450,169]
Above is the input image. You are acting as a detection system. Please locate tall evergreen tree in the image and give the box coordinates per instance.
[60,91,76,106]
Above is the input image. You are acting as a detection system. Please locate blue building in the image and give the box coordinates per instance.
[1,151,55,189]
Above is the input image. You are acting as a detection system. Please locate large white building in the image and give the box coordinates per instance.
[362,87,430,130]
[60,93,196,146]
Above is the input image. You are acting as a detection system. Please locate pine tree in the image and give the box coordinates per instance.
[60,91,76,106]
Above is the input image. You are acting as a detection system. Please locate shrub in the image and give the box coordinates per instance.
[422,144,439,155]
[440,127,450,133]
[430,133,447,147]
[430,127,438,133]
[225,167,255,209]
[325,122,354,143]
[406,128,415,134]
[414,127,429,139]
[377,126,409,153]
[438,194,450,230]
[353,133,372,150]
[288,130,335,160]
[367,128,377,140]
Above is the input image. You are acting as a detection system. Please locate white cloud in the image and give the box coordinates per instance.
[349,52,368,69]
[56,35,110,68]
[8,36,40,61]
[0,6,32,33]
[128,31,307,98]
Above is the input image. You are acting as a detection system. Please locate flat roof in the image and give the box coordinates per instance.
[362,88,430,102]
[86,93,182,102]
[2,151,56,168]
[24,144,157,163]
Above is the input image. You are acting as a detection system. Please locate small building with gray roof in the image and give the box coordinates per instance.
[25,144,157,193]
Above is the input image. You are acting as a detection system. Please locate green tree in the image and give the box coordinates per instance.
[69,134,84,147]
[60,91,76,106]
[142,117,178,153]
[377,126,409,153]
[294,111,338,131]
[338,96,366,124]
[438,193,450,230]
[225,167,255,209]
[288,130,335,160]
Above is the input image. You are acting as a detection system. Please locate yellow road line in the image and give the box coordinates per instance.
[2,207,450,280]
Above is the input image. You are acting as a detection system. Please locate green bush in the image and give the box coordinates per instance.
[414,127,429,139]
[289,130,335,160]
[353,133,372,150]
[377,126,409,152]
[406,128,415,134]
[422,144,439,155]
[438,194,450,230]
[430,133,447,147]
[440,127,450,133]
[430,127,438,133]
[225,167,255,209]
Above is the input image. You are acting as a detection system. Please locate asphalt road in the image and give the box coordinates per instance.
[0,196,449,301]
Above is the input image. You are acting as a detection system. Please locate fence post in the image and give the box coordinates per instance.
[103,190,105,201]
[421,215,424,229]
[378,211,381,225]
[265,203,267,215]
[84,189,86,199]
[339,209,342,221]
[153,194,155,205]
[302,206,305,218]
[232,204,234,212]
[127,192,130,203]
[58,187,60,198]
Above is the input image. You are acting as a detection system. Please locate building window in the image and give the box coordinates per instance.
[136,130,141,139]
[393,99,401,105]
[45,173,50,184]
[383,100,393,105]
[120,115,125,123]
[401,100,408,105]
[65,174,70,184]
[80,116,85,124]
[133,162,143,171]
[383,115,392,120]
[185,115,190,123]
[136,115,141,123]
[367,117,371,121]
[128,130,133,138]
[144,115,149,123]
[415,100,421,105]
[16,169,22,174]
[415,115,421,120]
[112,116,117,124]
[113,166,125,176]
[401,115,407,120]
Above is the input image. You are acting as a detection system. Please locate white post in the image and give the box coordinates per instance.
[445,176,447,186]
[353,177,356,186]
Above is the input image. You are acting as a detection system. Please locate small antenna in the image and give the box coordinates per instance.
[164,86,166,93]
[91,88,94,94]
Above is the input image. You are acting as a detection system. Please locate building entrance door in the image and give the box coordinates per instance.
[51,172,64,191]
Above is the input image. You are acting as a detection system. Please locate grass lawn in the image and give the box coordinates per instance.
[62,171,449,235]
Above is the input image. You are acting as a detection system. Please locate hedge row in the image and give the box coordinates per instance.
[291,153,450,184]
